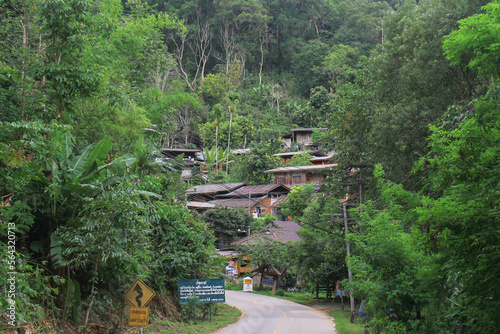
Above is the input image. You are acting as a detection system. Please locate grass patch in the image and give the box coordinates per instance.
[129,303,241,334]
[329,309,367,334]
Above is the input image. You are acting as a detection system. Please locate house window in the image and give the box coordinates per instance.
[292,175,302,179]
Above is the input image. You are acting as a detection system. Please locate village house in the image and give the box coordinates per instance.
[264,164,337,187]
[208,184,290,217]
[282,128,328,150]
[160,148,203,180]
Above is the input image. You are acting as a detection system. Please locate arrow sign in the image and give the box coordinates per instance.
[123,279,155,308]
[133,283,144,306]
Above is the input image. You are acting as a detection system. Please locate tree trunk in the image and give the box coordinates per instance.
[20,14,30,119]
[85,251,101,325]
[226,108,233,175]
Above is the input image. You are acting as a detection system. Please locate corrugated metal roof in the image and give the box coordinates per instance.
[186,201,216,209]
[208,196,267,208]
[274,150,326,157]
[186,182,247,195]
[161,148,202,153]
[290,128,328,132]
[232,149,252,154]
[270,195,288,208]
[310,151,337,162]
[264,163,337,173]
[231,221,302,246]
[218,184,290,198]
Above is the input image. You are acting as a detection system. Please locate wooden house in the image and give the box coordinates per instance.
[290,128,328,149]
[280,128,328,150]
[211,184,290,217]
[264,164,337,187]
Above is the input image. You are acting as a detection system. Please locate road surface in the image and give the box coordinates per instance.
[215,290,337,334]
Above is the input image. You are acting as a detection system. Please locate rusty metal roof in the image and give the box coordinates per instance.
[186,201,216,209]
[186,182,247,195]
[208,196,267,208]
[218,184,290,198]
[270,195,288,208]
[264,163,337,173]
[290,128,328,132]
[231,221,302,246]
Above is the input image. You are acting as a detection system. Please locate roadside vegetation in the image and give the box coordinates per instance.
[137,303,241,334]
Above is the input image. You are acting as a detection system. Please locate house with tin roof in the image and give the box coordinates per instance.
[208,184,290,217]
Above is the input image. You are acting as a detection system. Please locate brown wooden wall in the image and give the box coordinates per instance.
[272,171,325,187]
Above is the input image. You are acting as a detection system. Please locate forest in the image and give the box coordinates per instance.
[1,0,499,333]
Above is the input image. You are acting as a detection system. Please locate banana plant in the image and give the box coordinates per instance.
[44,134,137,325]
[203,146,229,180]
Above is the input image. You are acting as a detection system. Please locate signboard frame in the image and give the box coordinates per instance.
[178,278,225,304]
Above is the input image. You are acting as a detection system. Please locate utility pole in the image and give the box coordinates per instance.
[339,163,368,323]
[343,201,355,322]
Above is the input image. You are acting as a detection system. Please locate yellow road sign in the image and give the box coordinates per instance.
[128,307,149,327]
[123,279,156,307]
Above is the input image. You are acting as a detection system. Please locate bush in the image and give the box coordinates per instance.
[275,289,285,296]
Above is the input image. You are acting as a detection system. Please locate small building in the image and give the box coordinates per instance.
[280,128,328,150]
[207,197,268,218]
[290,128,328,149]
[160,148,203,181]
[186,182,248,202]
[214,184,291,217]
[264,164,337,187]
[161,148,202,161]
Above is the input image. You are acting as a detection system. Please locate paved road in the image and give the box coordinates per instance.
[215,290,337,334]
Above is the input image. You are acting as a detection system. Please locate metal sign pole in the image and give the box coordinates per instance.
[139,327,143,334]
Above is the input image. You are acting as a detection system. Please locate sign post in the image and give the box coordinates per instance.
[123,279,156,332]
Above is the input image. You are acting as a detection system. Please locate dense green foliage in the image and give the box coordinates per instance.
[203,205,253,245]
[1,0,499,332]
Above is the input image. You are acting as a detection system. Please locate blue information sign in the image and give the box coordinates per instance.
[178,278,225,304]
